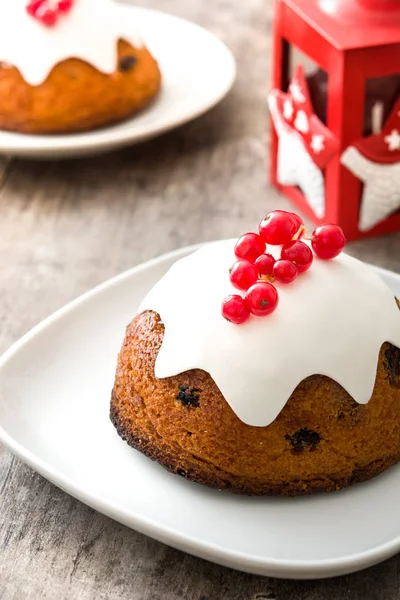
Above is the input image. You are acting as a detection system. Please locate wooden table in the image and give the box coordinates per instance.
[1,1,400,597]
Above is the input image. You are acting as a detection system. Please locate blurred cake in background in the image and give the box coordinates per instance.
[0,0,161,133]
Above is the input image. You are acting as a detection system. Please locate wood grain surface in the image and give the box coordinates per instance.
[1,0,400,598]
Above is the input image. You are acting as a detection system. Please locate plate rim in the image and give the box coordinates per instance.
[1,242,400,580]
[0,7,236,158]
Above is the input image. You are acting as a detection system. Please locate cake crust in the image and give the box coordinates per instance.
[0,39,161,134]
[110,308,400,496]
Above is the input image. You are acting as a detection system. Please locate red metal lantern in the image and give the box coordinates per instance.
[270,0,400,240]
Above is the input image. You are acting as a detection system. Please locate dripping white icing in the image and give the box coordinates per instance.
[0,0,143,85]
[139,239,400,427]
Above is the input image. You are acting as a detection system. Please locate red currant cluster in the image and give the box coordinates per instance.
[222,210,346,324]
[26,0,74,26]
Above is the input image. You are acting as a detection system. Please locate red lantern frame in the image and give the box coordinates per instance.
[270,0,400,240]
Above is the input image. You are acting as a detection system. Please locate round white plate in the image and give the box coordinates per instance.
[1,244,400,579]
[0,7,236,158]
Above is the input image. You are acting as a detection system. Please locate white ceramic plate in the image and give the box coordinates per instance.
[0,7,236,158]
[1,244,400,580]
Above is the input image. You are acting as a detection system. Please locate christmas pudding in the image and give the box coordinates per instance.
[110,210,400,496]
[0,0,161,134]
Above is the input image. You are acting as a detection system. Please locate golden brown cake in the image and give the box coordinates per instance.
[110,217,400,496]
[0,0,161,134]
[111,309,400,496]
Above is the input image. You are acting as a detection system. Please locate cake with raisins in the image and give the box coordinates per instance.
[110,212,400,495]
[0,0,161,133]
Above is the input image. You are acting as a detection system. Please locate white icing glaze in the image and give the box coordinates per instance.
[0,0,143,85]
[139,239,400,427]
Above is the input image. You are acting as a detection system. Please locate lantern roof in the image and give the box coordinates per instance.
[284,0,400,50]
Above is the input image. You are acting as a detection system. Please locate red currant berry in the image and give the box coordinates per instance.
[244,282,279,317]
[259,210,298,245]
[38,7,58,25]
[290,212,304,231]
[289,212,306,240]
[273,260,298,284]
[255,253,276,277]
[229,260,258,291]
[26,0,45,16]
[234,232,265,263]
[57,0,73,12]
[311,224,346,260]
[221,295,250,324]
[281,241,313,273]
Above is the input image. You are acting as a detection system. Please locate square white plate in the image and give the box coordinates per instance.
[1,244,400,580]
